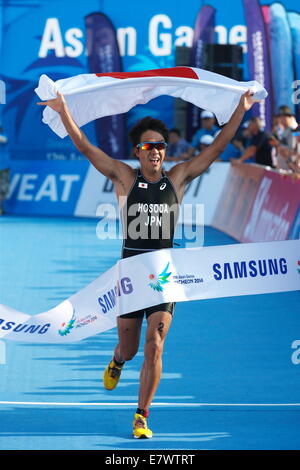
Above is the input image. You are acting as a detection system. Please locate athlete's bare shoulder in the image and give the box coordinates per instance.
[165,162,187,203]
[112,160,137,198]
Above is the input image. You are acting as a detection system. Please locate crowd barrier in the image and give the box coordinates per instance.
[212,163,300,241]
[3,160,300,242]
[3,160,230,225]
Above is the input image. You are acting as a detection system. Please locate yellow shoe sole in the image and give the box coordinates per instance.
[103,362,122,390]
[133,429,153,439]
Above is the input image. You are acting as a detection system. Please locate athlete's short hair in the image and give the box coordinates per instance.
[129,116,169,147]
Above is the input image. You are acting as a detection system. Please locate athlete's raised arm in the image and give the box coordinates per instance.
[37,92,135,192]
[168,90,258,191]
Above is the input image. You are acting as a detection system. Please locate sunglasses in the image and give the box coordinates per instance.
[136,141,167,151]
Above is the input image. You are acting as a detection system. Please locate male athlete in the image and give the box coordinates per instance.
[38,89,256,438]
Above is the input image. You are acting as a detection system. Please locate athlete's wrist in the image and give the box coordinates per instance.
[58,101,69,115]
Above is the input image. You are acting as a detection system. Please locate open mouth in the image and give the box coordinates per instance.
[149,157,160,164]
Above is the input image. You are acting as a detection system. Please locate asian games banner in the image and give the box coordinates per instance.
[1,0,300,162]
[0,239,299,343]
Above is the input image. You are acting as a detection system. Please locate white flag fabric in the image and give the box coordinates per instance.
[34,67,268,138]
[0,240,298,343]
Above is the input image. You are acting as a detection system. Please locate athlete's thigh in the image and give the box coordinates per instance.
[145,310,173,344]
[117,315,143,356]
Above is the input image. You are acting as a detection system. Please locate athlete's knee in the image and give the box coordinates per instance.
[122,351,136,362]
[120,346,139,362]
[144,338,163,365]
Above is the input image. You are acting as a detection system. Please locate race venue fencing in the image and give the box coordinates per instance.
[3,160,229,226]
[212,163,300,242]
[3,160,299,244]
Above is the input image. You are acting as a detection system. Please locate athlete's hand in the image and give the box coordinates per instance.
[37,91,66,114]
[239,89,260,112]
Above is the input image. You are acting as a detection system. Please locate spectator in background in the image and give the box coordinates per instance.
[271,105,296,139]
[165,128,192,161]
[213,129,242,162]
[272,114,282,140]
[218,141,241,162]
[269,108,299,172]
[232,121,255,163]
[0,125,9,215]
[275,109,298,151]
[232,121,251,152]
[177,134,215,160]
[199,134,214,150]
[232,121,254,162]
[236,117,274,167]
[184,110,219,159]
[268,134,291,171]
[288,134,300,174]
[193,132,241,162]
[278,105,293,114]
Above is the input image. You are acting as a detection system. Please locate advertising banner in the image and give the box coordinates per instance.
[212,163,300,243]
[186,5,216,141]
[85,12,126,159]
[0,239,299,343]
[4,160,89,216]
[242,0,273,129]
[211,163,265,239]
[242,171,300,242]
[269,3,295,114]
[1,0,299,163]
[3,159,230,224]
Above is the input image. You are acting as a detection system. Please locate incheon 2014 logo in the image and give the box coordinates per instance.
[58,311,76,336]
[148,262,172,292]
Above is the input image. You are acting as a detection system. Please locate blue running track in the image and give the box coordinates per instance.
[0,216,299,450]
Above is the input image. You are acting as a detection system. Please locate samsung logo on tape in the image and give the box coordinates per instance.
[213,258,288,281]
[0,319,51,334]
[98,277,133,314]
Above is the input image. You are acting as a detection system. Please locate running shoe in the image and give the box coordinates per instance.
[103,358,124,390]
[133,413,153,439]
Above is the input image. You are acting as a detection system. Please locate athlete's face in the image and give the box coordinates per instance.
[135,130,166,175]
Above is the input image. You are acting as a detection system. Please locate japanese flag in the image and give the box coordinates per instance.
[35,66,268,139]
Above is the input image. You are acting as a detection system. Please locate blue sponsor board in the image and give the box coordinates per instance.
[4,160,89,215]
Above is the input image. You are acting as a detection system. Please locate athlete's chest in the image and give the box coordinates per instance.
[127,173,177,206]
